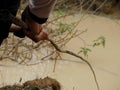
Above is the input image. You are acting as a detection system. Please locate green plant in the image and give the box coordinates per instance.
[93,36,106,47]
[79,47,92,57]
[78,36,106,57]
[59,23,74,34]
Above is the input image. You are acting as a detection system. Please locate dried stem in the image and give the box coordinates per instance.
[6,10,99,90]
[47,38,99,90]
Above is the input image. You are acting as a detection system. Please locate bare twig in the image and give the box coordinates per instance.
[47,38,99,90]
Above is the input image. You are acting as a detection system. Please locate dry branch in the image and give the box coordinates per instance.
[47,38,99,90]
[5,10,99,90]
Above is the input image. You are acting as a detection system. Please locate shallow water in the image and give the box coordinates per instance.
[0,14,120,90]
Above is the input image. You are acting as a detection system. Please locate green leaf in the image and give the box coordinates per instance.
[59,23,72,34]
[55,9,64,16]
[93,36,106,47]
[79,47,92,57]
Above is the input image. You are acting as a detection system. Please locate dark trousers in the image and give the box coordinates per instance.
[0,0,20,45]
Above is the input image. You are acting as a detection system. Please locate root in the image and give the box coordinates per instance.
[2,10,99,90]
[47,38,99,90]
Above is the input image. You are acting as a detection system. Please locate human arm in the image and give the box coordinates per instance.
[23,0,57,42]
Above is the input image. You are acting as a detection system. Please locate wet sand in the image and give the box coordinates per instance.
[0,14,120,90]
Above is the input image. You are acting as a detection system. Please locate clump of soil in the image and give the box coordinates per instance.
[0,77,61,90]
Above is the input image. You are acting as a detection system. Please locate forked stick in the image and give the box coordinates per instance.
[8,12,99,90]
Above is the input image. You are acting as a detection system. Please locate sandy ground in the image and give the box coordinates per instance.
[0,14,120,90]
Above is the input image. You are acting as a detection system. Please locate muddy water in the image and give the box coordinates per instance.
[0,14,120,90]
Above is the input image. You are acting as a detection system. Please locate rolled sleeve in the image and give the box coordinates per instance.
[28,0,57,23]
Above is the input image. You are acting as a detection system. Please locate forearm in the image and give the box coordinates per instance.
[21,0,57,42]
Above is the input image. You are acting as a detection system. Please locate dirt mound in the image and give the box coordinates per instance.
[0,77,61,90]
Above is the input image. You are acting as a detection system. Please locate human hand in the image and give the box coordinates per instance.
[24,17,48,42]
[21,6,48,42]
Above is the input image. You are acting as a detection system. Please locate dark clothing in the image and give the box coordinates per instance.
[0,0,20,45]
